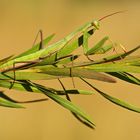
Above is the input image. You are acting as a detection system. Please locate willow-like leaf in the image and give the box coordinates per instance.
[0,92,48,103]
[81,78,140,113]
[0,80,94,95]
[31,82,95,127]
[32,65,116,83]
[107,72,140,85]
[94,45,140,64]
[57,89,94,95]
[0,71,65,80]
[0,91,24,108]
[100,92,140,113]
[58,78,94,129]
[85,63,140,73]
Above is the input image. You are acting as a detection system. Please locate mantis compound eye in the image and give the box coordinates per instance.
[92,20,100,30]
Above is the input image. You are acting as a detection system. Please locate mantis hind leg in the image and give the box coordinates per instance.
[8,30,44,89]
[32,29,44,50]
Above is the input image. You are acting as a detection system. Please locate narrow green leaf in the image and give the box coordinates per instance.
[0,92,48,103]
[34,83,95,127]
[0,80,56,93]
[33,65,116,83]
[95,45,140,64]
[46,94,95,127]
[81,77,140,113]
[107,72,140,85]
[0,95,24,108]
[99,92,140,113]
[0,80,94,96]
[72,45,140,67]
[111,56,140,66]
[0,71,65,80]
[58,78,94,129]
[86,63,140,73]
[0,62,118,82]
[57,89,95,95]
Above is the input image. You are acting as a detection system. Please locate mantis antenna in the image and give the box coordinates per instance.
[99,11,127,53]
[99,10,126,21]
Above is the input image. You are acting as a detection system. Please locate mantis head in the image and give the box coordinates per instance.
[92,20,100,30]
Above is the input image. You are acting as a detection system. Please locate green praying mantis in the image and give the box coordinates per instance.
[0,11,125,84]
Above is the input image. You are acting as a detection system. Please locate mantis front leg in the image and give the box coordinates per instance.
[82,29,112,59]
[82,29,126,61]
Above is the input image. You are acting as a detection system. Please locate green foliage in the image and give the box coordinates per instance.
[0,18,140,129]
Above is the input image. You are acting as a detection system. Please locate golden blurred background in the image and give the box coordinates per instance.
[0,0,140,140]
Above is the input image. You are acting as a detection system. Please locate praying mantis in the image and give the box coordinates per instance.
[0,11,124,84]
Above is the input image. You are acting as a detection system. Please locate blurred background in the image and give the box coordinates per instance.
[0,0,140,140]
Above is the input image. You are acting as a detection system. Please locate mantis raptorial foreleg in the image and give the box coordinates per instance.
[82,29,126,61]
[82,31,112,61]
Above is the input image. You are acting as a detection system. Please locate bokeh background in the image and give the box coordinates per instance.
[0,0,140,140]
